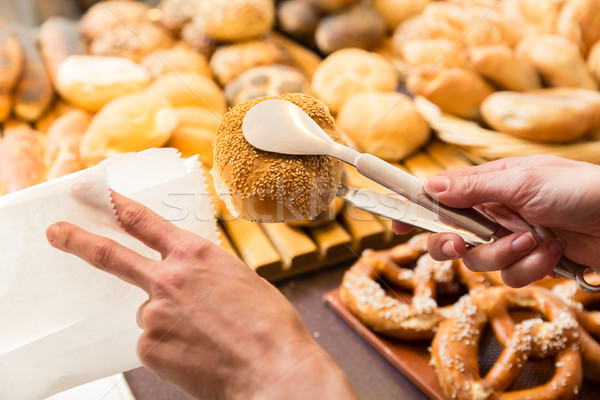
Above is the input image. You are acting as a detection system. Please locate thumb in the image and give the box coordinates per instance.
[424,172,521,208]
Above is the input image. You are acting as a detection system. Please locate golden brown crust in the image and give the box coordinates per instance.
[192,0,275,41]
[89,22,174,63]
[209,39,292,86]
[144,72,227,114]
[13,27,54,122]
[340,234,460,340]
[39,17,84,86]
[0,27,24,92]
[407,66,494,121]
[480,90,597,142]
[515,33,598,90]
[79,92,177,167]
[0,127,45,195]
[466,44,541,91]
[56,55,150,112]
[336,91,430,162]
[45,110,91,180]
[433,286,582,400]
[140,42,211,80]
[211,93,343,223]
[166,106,222,166]
[311,48,398,114]
[80,0,151,42]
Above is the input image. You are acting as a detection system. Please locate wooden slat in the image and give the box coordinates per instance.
[426,141,472,170]
[307,221,353,261]
[340,206,386,252]
[216,223,237,257]
[221,218,282,278]
[403,152,444,180]
[261,223,318,270]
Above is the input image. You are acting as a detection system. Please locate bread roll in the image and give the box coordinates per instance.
[140,43,211,80]
[371,0,432,30]
[498,0,563,35]
[311,48,398,114]
[466,45,541,91]
[529,87,600,132]
[45,110,91,180]
[209,39,292,86]
[211,93,343,223]
[276,0,319,39]
[145,72,227,114]
[80,92,177,167]
[515,33,598,90]
[269,32,323,79]
[224,65,309,107]
[13,27,54,122]
[166,106,222,166]
[0,128,45,195]
[398,38,465,68]
[156,0,196,34]
[587,39,600,85]
[34,99,79,133]
[39,17,84,86]
[480,90,596,142]
[314,6,387,54]
[89,22,174,62]
[80,0,151,42]
[556,0,600,56]
[180,18,217,58]
[0,27,23,92]
[56,55,150,112]
[407,66,494,121]
[336,91,430,161]
[303,0,360,13]
[192,0,275,42]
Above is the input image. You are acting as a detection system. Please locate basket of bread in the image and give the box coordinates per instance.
[376,0,600,163]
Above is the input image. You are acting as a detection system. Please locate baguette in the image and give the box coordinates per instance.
[45,110,91,180]
[0,26,24,122]
[13,27,54,122]
[39,17,84,86]
[0,26,23,91]
[0,127,45,195]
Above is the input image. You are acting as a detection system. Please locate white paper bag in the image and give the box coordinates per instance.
[0,148,219,399]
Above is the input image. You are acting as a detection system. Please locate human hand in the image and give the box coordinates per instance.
[392,155,600,287]
[46,191,358,400]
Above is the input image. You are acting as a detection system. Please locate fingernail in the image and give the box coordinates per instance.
[442,240,460,258]
[549,240,563,257]
[425,176,450,194]
[511,232,536,252]
[46,225,59,244]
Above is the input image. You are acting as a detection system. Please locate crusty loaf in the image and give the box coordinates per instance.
[480,90,597,143]
[0,127,45,195]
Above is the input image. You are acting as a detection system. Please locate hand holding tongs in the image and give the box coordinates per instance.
[241,99,600,292]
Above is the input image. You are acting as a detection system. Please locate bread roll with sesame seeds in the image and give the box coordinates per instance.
[211,93,344,223]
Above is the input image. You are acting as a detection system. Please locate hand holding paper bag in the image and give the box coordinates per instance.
[45,189,358,399]
[0,149,219,399]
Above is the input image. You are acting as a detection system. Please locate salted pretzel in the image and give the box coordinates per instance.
[552,277,600,382]
[340,233,486,340]
[432,286,582,400]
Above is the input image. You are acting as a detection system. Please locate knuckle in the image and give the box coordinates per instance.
[60,225,74,249]
[118,205,149,231]
[90,241,114,268]
[172,237,210,259]
[136,335,159,364]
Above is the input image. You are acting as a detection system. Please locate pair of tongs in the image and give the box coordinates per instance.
[241,99,600,292]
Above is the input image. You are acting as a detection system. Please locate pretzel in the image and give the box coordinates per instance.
[553,277,600,383]
[432,286,582,400]
[340,233,473,340]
